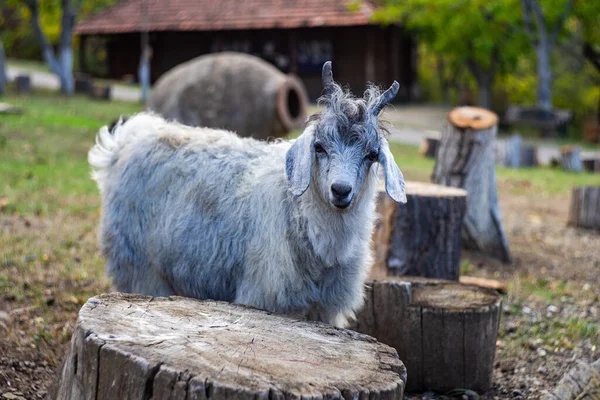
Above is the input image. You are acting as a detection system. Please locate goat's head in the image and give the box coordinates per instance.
[286,61,406,210]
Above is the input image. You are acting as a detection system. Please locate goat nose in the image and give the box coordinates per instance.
[331,182,352,197]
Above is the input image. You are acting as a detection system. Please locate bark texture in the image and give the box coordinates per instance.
[349,276,502,393]
[433,107,511,263]
[371,182,467,281]
[568,187,600,230]
[56,293,406,400]
[148,52,309,140]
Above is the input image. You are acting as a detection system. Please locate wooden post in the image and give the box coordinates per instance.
[349,276,502,394]
[433,106,512,263]
[568,186,600,230]
[55,293,406,399]
[371,182,467,281]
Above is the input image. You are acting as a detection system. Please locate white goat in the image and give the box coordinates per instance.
[89,62,405,327]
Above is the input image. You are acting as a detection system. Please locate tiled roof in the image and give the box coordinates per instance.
[74,0,376,35]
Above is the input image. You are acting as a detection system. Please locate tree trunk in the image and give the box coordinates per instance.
[477,76,493,110]
[560,145,583,172]
[55,293,406,400]
[371,182,467,281]
[0,38,6,96]
[568,186,600,230]
[349,276,502,393]
[433,107,512,263]
[535,40,553,112]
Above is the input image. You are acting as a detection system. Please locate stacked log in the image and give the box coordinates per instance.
[349,276,502,393]
[55,293,406,399]
[371,182,467,281]
[568,186,600,230]
[432,106,511,263]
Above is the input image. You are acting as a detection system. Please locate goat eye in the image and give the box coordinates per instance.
[366,151,379,162]
[314,143,326,154]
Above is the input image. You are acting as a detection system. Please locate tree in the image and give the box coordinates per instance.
[521,0,574,112]
[574,1,600,125]
[0,37,6,96]
[372,0,526,110]
[25,0,83,94]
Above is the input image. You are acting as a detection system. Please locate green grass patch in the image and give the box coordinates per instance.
[0,90,142,215]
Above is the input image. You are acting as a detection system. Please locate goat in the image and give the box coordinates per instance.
[88,61,406,327]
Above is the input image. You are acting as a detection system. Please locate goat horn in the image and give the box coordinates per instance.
[322,61,334,93]
[372,81,400,116]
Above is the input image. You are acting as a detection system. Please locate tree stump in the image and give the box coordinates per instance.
[432,106,511,263]
[560,146,583,173]
[15,75,31,94]
[349,276,502,393]
[91,85,111,101]
[371,182,467,281]
[582,158,600,174]
[419,137,440,158]
[503,134,538,168]
[74,73,93,94]
[568,186,600,230]
[55,293,406,400]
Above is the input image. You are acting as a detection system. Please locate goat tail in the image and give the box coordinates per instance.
[88,115,130,192]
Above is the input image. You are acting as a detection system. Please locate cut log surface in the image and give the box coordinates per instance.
[433,107,512,263]
[349,277,502,393]
[568,186,600,230]
[448,106,498,130]
[371,182,467,281]
[56,293,406,400]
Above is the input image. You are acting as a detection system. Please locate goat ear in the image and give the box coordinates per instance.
[378,139,407,203]
[286,127,315,197]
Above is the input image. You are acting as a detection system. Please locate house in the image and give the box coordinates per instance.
[74,0,417,101]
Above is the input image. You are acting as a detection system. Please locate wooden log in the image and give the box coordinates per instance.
[459,276,508,293]
[544,358,600,400]
[55,293,406,400]
[560,145,583,173]
[419,137,440,158]
[349,276,502,394]
[90,84,111,101]
[371,181,467,281]
[15,75,31,94]
[582,158,600,174]
[568,186,600,230]
[503,134,538,168]
[432,106,512,263]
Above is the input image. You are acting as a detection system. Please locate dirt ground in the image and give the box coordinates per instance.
[0,182,599,399]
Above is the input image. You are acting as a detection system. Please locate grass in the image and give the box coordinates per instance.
[0,89,141,215]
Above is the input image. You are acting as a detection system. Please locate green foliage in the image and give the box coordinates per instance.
[372,0,528,75]
[0,0,118,59]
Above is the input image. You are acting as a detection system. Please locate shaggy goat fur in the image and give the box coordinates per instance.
[89,63,405,327]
